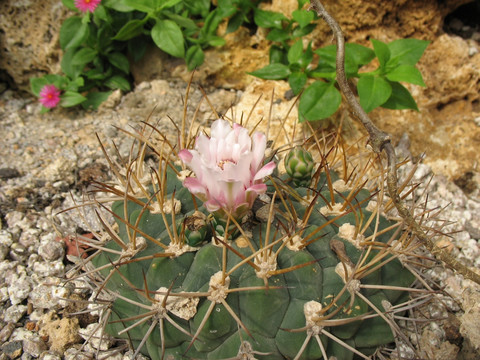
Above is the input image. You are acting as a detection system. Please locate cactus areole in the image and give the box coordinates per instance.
[89,118,417,360]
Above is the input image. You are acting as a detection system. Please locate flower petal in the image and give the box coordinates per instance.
[178,149,193,164]
[253,161,276,181]
[183,177,207,198]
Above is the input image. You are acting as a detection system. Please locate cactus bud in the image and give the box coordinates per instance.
[181,211,208,246]
[284,146,315,186]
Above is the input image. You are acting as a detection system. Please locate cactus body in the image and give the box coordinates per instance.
[89,151,416,359]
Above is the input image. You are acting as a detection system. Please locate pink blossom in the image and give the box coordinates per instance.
[179,119,276,218]
[75,0,101,13]
[39,84,61,109]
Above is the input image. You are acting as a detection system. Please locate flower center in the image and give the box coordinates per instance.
[217,159,236,170]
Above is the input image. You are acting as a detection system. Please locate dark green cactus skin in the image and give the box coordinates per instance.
[92,166,415,360]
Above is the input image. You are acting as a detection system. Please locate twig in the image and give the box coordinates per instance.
[309,0,480,285]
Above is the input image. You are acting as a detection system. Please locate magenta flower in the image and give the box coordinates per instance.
[39,84,61,109]
[75,0,101,13]
[179,119,276,219]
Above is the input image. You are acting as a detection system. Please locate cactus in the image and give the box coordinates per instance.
[67,102,434,360]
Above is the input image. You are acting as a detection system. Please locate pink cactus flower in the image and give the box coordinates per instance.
[179,119,276,218]
[75,0,101,13]
[39,84,61,109]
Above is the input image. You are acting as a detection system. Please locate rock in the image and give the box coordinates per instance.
[22,336,48,358]
[7,272,31,305]
[0,230,13,260]
[38,353,62,360]
[459,287,480,351]
[0,322,15,343]
[79,323,115,351]
[130,43,167,85]
[0,0,70,91]
[9,243,28,263]
[4,305,27,323]
[38,312,81,354]
[63,348,92,360]
[0,168,20,180]
[1,340,23,359]
[38,240,64,262]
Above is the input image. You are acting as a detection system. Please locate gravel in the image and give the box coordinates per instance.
[0,80,479,359]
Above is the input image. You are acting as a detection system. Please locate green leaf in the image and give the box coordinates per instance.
[385,65,425,86]
[61,48,83,79]
[345,43,375,66]
[103,0,135,12]
[267,28,291,42]
[357,75,392,113]
[371,39,390,70]
[208,36,226,47]
[298,81,341,121]
[62,0,77,11]
[269,45,287,64]
[113,19,146,41]
[298,42,313,69]
[85,68,108,80]
[288,72,307,95]
[65,77,84,91]
[388,39,430,66]
[183,0,210,16]
[316,45,357,76]
[124,0,159,12]
[30,77,49,96]
[105,75,131,91]
[248,63,291,80]
[186,45,205,71]
[93,5,109,22]
[254,9,286,29]
[226,12,245,34]
[381,82,419,111]
[82,91,112,110]
[128,36,147,62]
[159,0,183,10]
[71,47,98,66]
[201,9,224,37]
[287,40,304,64]
[163,11,198,30]
[292,9,314,28]
[60,91,87,107]
[109,52,130,74]
[60,17,89,50]
[292,23,315,38]
[151,19,185,58]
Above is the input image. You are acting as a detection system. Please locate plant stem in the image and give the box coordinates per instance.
[309,0,480,285]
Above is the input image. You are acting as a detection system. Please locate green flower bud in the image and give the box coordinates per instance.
[181,211,208,246]
[284,146,315,187]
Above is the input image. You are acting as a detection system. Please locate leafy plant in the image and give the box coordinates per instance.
[30,0,231,111]
[249,0,429,121]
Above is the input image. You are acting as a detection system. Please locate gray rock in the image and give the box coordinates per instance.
[38,240,65,262]
[7,272,31,305]
[4,305,27,323]
[1,340,23,359]
[9,243,28,263]
[38,352,62,360]
[0,322,15,343]
[23,335,48,358]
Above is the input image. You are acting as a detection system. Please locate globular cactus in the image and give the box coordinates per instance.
[71,105,430,360]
